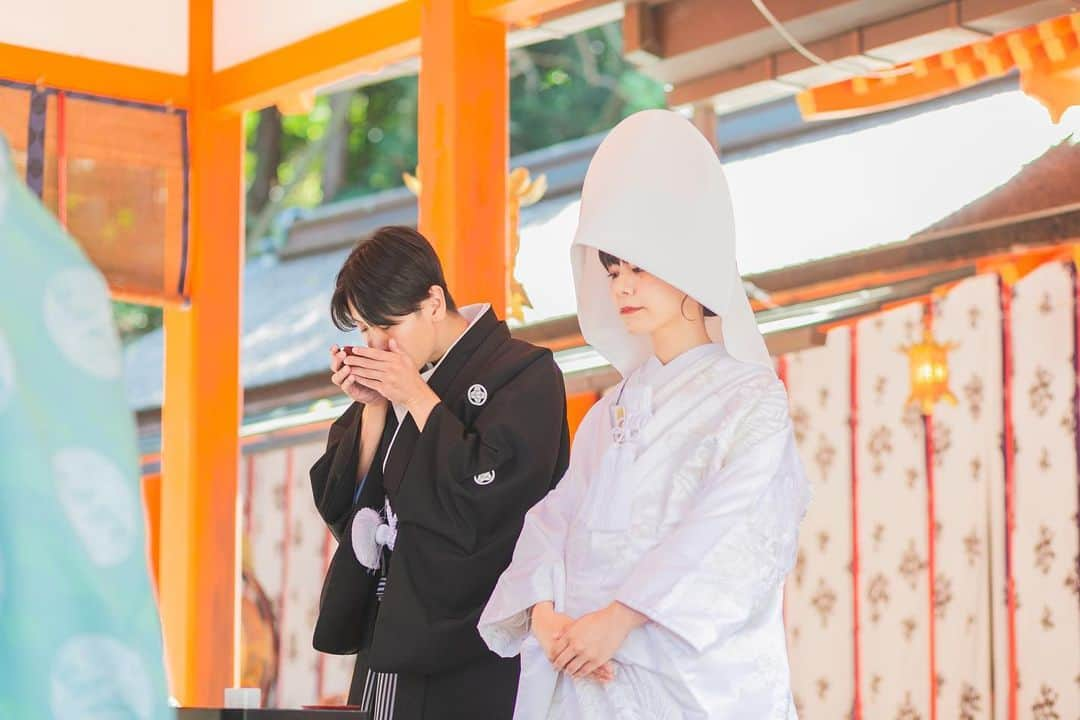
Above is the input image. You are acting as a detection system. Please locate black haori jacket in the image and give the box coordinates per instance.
[310,307,570,675]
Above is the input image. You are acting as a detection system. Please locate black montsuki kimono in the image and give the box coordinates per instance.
[310,307,570,719]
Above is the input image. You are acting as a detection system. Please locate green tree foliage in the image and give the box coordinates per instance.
[509,24,664,155]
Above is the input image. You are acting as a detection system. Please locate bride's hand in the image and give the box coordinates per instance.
[532,603,615,684]
[531,602,573,662]
[551,602,646,680]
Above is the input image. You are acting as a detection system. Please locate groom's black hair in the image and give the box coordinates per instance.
[331,226,457,331]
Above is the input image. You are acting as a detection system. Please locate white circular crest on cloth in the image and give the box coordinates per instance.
[473,470,496,486]
[467,384,488,406]
[54,448,137,567]
[0,330,14,413]
[51,635,154,720]
[43,267,122,380]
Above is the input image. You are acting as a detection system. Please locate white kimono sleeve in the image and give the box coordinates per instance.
[478,403,602,657]
[615,382,809,653]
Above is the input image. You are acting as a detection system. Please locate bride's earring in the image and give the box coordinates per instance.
[680,295,700,322]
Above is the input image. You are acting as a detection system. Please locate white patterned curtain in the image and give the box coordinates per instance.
[777,263,1080,720]
[932,274,1004,720]
[783,327,856,720]
[1009,261,1080,720]
[276,442,341,706]
[241,439,355,707]
[855,302,931,720]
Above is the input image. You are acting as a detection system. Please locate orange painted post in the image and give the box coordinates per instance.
[566,391,599,440]
[159,0,244,705]
[418,0,509,311]
[141,473,163,595]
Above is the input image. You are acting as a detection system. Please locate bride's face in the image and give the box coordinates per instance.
[606,259,694,335]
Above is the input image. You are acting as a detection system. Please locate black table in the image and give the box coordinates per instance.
[178,709,368,720]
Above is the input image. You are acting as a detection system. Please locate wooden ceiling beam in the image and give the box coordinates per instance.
[647,0,1044,61]
[624,2,663,64]
[666,4,968,107]
[668,57,774,106]
[650,0,856,59]
[657,0,1054,108]
[861,2,962,49]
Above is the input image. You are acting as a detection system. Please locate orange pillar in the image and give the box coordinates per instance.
[141,472,162,594]
[418,0,508,312]
[159,0,244,704]
[566,391,599,441]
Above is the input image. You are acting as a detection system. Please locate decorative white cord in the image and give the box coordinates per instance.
[749,0,916,80]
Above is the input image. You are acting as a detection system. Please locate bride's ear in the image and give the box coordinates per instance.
[680,294,707,322]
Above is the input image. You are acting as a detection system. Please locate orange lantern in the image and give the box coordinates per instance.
[901,327,959,416]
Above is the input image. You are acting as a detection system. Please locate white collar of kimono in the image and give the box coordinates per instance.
[570,109,772,378]
[639,341,726,386]
[392,303,491,423]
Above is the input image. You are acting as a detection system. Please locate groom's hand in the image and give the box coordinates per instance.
[344,340,439,427]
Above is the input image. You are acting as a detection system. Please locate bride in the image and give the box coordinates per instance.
[478,109,810,719]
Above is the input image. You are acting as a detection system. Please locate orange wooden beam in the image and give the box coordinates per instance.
[159,0,244,705]
[419,0,509,311]
[1017,15,1080,121]
[0,0,587,116]
[207,1,421,112]
[207,0,605,112]
[0,42,188,107]
[470,0,586,24]
[798,12,1080,120]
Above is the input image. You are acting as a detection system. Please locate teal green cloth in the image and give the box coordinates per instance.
[0,135,173,719]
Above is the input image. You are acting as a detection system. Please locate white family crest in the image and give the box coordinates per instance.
[474,470,496,486]
[467,383,488,406]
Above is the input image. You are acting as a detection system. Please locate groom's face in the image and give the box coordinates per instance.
[350,299,437,369]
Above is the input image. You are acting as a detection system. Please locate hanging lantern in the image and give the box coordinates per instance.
[900,327,959,416]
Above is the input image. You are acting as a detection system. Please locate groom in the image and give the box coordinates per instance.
[310,225,570,719]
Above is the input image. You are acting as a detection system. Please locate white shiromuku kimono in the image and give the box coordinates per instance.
[479,342,809,719]
[478,109,812,718]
